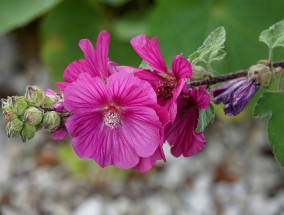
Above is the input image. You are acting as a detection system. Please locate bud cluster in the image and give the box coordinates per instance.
[1,85,65,142]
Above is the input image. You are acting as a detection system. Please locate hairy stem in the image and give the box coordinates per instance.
[190,61,284,87]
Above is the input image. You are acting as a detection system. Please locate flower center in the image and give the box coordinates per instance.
[156,80,176,98]
[103,106,121,129]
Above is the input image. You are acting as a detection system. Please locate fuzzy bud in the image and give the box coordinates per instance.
[25,85,45,107]
[12,96,28,115]
[23,107,43,126]
[43,89,59,107]
[248,64,271,87]
[6,118,23,138]
[42,111,61,132]
[20,123,36,142]
[191,65,208,81]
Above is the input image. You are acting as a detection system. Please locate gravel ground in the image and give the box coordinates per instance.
[1,33,284,215]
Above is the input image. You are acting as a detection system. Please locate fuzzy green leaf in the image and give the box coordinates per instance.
[259,19,284,49]
[196,103,215,132]
[0,0,62,34]
[253,92,284,165]
[189,27,226,65]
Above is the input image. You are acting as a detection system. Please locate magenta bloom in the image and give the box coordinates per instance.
[64,71,168,172]
[165,86,210,157]
[57,30,113,91]
[130,35,192,122]
[213,78,260,116]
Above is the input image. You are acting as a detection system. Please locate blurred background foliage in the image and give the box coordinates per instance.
[1,0,284,81]
[1,0,284,175]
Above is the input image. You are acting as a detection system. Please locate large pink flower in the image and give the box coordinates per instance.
[165,86,210,157]
[130,35,192,122]
[57,30,113,91]
[64,71,168,172]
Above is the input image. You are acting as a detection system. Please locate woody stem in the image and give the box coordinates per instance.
[190,61,284,87]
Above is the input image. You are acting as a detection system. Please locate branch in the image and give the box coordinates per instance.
[190,61,284,87]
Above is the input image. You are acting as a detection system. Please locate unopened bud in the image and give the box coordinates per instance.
[23,107,43,126]
[191,65,209,81]
[248,64,271,87]
[25,85,45,107]
[20,123,36,142]
[11,96,28,115]
[3,110,17,121]
[43,89,59,107]
[42,111,61,132]
[6,118,23,138]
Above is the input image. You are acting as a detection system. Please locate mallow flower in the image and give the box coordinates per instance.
[165,86,210,157]
[57,30,114,91]
[213,77,260,116]
[64,71,168,172]
[130,35,192,122]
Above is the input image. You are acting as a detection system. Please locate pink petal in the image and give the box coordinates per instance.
[56,82,69,92]
[51,126,68,140]
[94,30,110,78]
[67,113,140,168]
[78,39,101,77]
[44,89,57,96]
[171,54,192,79]
[134,69,164,89]
[64,73,108,114]
[130,35,168,73]
[107,72,157,107]
[63,59,93,83]
[136,145,165,172]
[122,106,162,157]
[186,86,211,109]
[165,108,206,157]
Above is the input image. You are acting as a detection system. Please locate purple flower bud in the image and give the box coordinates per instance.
[213,78,247,104]
[213,78,259,116]
[224,80,259,116]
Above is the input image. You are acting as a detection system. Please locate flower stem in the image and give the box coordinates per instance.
[190,61,284,87]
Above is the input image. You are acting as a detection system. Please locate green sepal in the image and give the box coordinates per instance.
[196,103,215,132]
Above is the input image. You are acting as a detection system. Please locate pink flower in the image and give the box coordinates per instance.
[56,30,112,91]
[64,71,168,172]
[51,124,68,140]
[165,86,210,157]
[130,35,192,122]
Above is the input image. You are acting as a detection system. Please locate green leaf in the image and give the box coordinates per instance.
[147,0,284,74]
[189,26,226,65]
[253,92,284,165]
[40,0,102,81]
[0,0,62,34]
[196,103,215,132]
[41,0,140,81]
[259,19,284,49]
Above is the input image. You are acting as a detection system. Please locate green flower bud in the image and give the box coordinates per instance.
[1,98,12,112]
[6,118,23,138]
[3,110,17,121]
[35,123,43,131]
[191,65,208,81]
[20,123,36,142]
[25,85,45,107]
[11,96,28,115]
[43,95,58,107]
[23,107,43,126]
[248,64,271,87]
[42,111,61,132]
